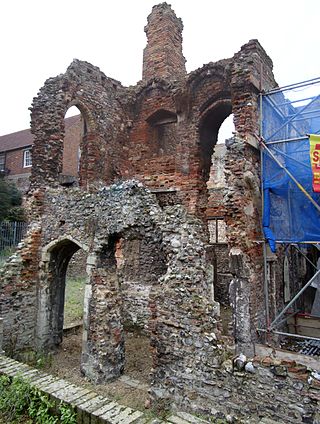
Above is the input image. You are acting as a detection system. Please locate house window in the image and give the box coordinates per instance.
[23,149,32,168]
[0,153,5,171]
[208,217,227,244]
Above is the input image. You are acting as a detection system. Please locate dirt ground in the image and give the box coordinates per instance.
[44,330,152,411]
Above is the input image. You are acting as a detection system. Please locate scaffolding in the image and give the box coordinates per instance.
[259,77,320,344]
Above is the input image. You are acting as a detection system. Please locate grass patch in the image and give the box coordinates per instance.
[64,276,86,327]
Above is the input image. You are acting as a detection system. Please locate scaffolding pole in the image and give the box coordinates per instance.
[260,140,320,214]
[292,244,317,271]
[260,93,270,332]
[257,328,320,343]
[264,76,320,95]
[265,93,320,142]
[259,77,320,346]
[270,268,320,330]
[264,94,302,138]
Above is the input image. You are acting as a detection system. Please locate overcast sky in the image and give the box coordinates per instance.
[1,0,320,136]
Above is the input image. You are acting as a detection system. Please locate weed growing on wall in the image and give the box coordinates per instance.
[0,375,76,424]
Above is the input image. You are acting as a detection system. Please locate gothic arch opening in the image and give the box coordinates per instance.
[217,113,234,144]
[60,106,87,187]
[199,101,232,180]
[37,237,88,353]
[199,101,234,337]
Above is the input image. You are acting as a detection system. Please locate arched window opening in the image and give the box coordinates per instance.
[60,106,86,187]
[217,114,235,144]
[199,103,232,180]
[147,109,178,155]
[206,113,235,195]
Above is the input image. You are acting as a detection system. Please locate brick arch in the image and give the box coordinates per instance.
[198,98,233,180]
[185,68,233,174]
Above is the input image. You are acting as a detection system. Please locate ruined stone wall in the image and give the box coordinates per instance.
[224,41,276,354]
[122,78,206,216]
[0,182,221,387]
[125,80,179,186]
[30,60,128,189]
[0,223,42,356]
[27,31,279,359]
[2,3,313,419]
[177,356,320,423]
[119,235,167,331]
[3,187,319,423]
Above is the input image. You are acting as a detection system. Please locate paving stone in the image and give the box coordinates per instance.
[51,383,82,401]
[116,409,145,424]
[28,373,53,385]
[37,377,71,392]
[175,412,209,423]
[79,395,108,413]
[99,404,129,423]
[19,369,42,380]
[0,357,16,366]
[0,359,28,372]
[119,375,149,390]
[90,401,118,422]
[72,390,98,406]
[0,363,30,376]
[29,373,57,387]
[168,416,195,424]
[63,387,94,404]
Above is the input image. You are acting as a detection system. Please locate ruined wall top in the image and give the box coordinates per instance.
[28,4,277,194]
[142,3,186,81]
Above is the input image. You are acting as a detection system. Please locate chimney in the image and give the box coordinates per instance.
[142,3,186,81]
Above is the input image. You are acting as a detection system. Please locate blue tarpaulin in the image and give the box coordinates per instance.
[262,83,320,251]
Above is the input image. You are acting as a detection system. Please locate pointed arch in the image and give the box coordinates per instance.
[37,236,90,351]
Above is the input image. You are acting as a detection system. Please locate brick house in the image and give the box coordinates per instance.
[0,114,82,192]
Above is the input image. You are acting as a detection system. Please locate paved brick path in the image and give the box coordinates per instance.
[0,355,209,423]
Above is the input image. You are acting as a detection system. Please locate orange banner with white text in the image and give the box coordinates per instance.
[310,134,320,192]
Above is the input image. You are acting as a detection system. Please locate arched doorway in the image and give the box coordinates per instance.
[36,237,89,352]
[199,102,235,335]
[81,228,167,384]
